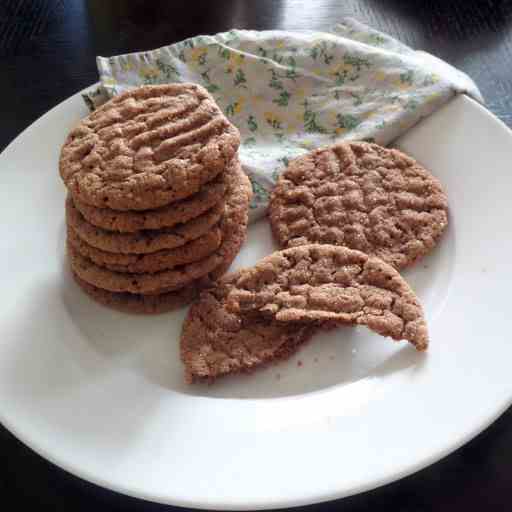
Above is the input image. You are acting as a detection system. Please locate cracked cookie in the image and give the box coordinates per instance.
[180,272,318,383]
[225,244,429,350]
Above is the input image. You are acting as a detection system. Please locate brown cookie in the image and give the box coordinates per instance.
[269,141,448,269]
[72,271,207,314]
[180,272,318,383]
[72,170,227,233]
[59,84,240,210]
[68,241,223,294]
[67,224,222,274]
[68,163,252,294]
[208,161,252,280]
[66,195,224,254]
[225,244,429,350]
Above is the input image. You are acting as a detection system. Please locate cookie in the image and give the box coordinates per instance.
[72,271,207,314]
[269,141,448,269]
[180,273,318,383]
[68,241,222,294]
[67,224,222,274]
[225,244,429,350]
[66,195,224,254]
[68,163,252,294]
[59,84,240,210]
[72,170,227,233]
[208,162,252,280]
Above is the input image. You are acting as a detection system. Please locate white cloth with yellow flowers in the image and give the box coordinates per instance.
[84,18,482,220]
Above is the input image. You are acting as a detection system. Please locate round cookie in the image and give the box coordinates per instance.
[269,141,449,269]
[224,244,429,351]
[66,195,224,254]
[72,167,227,233]
[68,163,252,294]
[59,83,240,210]
[67,224,222,274]
[72,271,208,314]
[180,272,318,383]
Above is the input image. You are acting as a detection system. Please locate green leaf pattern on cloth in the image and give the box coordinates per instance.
[87,18,482,221]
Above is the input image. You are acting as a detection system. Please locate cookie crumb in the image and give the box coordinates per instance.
[297,360,303,367]
[313,357,319,363]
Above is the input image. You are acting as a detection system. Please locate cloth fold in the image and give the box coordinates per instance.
[84,18,482,221]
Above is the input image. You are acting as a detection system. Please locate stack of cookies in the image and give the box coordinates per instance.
[59,84,252,313]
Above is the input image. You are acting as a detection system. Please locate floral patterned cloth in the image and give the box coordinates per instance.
[84,18,482,221]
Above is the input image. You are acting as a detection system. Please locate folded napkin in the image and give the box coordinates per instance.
[84,18,482,221]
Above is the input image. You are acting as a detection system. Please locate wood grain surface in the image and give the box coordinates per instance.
[2,0,512,510]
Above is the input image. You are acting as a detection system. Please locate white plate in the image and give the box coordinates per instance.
[0,91,511,510]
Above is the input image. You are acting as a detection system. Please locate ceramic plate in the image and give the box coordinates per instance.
[0,91,511,510]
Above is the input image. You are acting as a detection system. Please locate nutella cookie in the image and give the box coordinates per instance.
[67,224,222,274]
[66,195,224,254]
[225,244,429,350]
[269,142,448,269]
[180,273,318,383]
[72,170,227,233]
[68,164,252,294]
[59,84,240,210]
[72,271,207,314]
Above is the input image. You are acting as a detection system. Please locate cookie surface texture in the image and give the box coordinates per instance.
[226,244,429,350]
[180,273,317,383]
[269,141,448,269]
[59,84,240,210]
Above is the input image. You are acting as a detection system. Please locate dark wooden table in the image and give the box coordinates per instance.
[2,0,512,510]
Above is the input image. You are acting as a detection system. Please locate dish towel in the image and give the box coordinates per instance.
[84,18,482,221]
